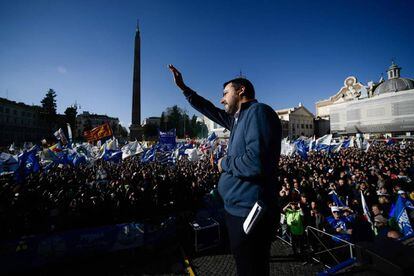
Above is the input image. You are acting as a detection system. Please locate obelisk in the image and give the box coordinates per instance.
[129,21,143,140]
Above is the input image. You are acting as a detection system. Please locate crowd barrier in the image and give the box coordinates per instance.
[279,224,414,275]
[306,226,354,267]
[277,224,355,269]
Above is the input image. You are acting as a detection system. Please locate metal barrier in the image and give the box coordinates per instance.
[305,226,355,267]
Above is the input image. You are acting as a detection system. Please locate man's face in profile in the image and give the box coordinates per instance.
[221,82,241,116]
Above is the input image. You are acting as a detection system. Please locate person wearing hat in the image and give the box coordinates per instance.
[325,206,353,242]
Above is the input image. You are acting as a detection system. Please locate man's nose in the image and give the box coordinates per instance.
[220,98,225,104]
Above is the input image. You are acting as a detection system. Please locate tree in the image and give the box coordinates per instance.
[118,125,129,138]
[143,124,159,140]
[160,105,208,139]
[41,89,57,115]
[160,112,167,131]
[64,105,77,133]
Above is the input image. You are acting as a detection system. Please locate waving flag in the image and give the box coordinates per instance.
[294,139,308,160]
[54,128,68,145]
[67,123,73,144]
[330,190,345,207]
[361,191,373,227]
[391,195,413,236]
[102,149,122,163]
[0,153,18,174]
[342,139,351,149]
[185,148,199,162]
[308,136,316,152]
[84,123,113,142]
[158,151,176,164]
[15,146,40,182]
[121,140,144,159]
[315,134,332,151]
[208,132,217,142]
[141,147,156,163]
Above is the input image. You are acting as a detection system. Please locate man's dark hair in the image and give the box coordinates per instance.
[223,78,255,99]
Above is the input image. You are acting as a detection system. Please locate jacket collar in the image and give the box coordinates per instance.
[234,99,258,119]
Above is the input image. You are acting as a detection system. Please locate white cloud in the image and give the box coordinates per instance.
[57,66,67,74]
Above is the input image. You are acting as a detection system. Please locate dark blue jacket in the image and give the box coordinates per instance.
[184,88,281,217]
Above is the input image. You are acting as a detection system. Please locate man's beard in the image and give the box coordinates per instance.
[224,104,236,115]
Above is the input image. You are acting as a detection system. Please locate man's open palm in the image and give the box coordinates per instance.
[168,64,187,91]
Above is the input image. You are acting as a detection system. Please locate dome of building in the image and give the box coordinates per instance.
[374,77,414,95]
[374,62,414,95]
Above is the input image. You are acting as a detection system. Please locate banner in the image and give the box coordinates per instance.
[83,123,113,142]
[159,129,176,148]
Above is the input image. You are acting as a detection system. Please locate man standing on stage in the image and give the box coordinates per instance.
[169,64,281,275]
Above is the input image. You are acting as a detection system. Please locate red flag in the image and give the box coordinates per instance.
[84,123,113,142]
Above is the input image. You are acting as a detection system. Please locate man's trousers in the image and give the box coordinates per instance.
[225,210,277,276]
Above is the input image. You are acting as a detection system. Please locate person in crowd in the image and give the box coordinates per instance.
[283,201,305,257]
[374,215,389,237]
[325,206,353,242]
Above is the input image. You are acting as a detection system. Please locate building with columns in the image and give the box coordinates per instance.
[316,62,414,136]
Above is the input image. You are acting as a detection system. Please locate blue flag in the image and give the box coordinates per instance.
[141,147,156,163]
[330,191,345,207]
[294,139,308,160]
[102,149,122,163]
[342,139,351,148]
[158,151,175,164]
[208,132,217,142]
[391,195,413,236]
[15,146,40,182]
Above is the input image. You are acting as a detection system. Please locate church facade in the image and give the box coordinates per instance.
[316,62,414,136]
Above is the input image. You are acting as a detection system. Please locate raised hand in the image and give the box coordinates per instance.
[168,64,188,91]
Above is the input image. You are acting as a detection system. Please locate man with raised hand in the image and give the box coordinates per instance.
[169,64,281,276]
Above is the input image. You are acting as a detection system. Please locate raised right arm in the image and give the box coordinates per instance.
[169,64,233,130]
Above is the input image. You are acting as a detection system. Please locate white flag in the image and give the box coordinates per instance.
[316,134,332,146]
[67,123,73,143]
[361,191,373,226]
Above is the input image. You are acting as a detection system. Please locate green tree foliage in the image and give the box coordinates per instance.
[41,89,57,115]
[64,105,77,132]
[143,123,159,140]
[160,105,208,138]
[118,125,129,138]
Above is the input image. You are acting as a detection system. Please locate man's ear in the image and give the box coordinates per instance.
[238,86,246,97]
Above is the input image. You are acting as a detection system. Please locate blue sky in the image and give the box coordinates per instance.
[1,0,413,129]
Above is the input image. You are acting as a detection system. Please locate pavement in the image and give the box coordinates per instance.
[190,238,326,276]
[20,238,325,276]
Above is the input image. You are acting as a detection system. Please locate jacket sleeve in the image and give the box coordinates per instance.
[183,88,233,131]
[220,104,280,178]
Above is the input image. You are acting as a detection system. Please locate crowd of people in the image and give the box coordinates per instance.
[278,141,414,257]
[1,139,413,256]
[0,155,220,240]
